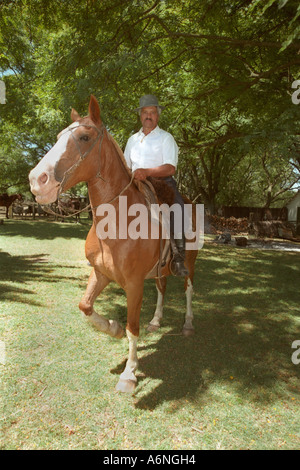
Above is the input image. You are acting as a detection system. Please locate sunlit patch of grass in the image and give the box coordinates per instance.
[0,220,299,449]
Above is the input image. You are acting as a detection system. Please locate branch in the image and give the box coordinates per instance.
[108,1,160,44]
[178,131,245,150]
[147,14,300,50]
[136,48,189,83]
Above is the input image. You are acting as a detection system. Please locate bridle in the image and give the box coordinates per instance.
[44,122,134,218]
[54,122,106,192]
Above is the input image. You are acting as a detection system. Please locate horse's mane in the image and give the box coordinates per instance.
[107,133,147,194]
[107,133,132,178]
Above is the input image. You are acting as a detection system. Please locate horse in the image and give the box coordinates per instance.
[0,193,22,218]
[50,197,82,222]
[29,95,199,393]
[61,197,82,222]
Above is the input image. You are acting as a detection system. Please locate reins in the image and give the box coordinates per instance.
[98,173,135,206]
[40,120,167,285]
[42,123,134,219]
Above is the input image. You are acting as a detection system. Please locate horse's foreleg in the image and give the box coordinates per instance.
[147,277,167,332]
[183,276,194,336]
[79,268,124,339]
[116,329,138,393]
[116,282,144,393]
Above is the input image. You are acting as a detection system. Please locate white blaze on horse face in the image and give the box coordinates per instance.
[29,122,79,204]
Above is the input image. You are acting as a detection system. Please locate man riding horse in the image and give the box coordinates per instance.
[29,94,198,392]
[124,94,188,277]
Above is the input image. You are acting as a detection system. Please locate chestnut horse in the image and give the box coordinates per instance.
[0,193,22,218]
[29,96,198,393]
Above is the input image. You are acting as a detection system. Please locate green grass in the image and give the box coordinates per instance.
[1,219,299,450]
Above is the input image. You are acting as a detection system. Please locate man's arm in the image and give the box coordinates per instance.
[134,164,175,181]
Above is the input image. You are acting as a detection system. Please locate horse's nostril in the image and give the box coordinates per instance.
[39,172,48,185]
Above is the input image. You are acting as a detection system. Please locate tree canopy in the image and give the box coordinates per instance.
[0,0,299,211]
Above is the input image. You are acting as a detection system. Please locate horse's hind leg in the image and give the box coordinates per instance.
[147,277,167,332]
[79,268,124,339]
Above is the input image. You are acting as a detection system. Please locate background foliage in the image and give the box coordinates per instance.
[0,0,299,211]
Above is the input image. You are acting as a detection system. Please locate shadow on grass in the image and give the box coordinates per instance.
[0,219,91,240]
[0,250,84,305]
[109,244,300,409]
[1,220,299,410]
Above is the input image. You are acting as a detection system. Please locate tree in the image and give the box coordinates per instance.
[0,0,299,210]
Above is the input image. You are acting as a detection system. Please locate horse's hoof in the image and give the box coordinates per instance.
[114,327,125,339]
[115,379,136,393]
[182,327,194,337]
[147,323,159,333]
[109,320,125,339]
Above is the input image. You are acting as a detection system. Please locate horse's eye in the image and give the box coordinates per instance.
[80,135,90,142]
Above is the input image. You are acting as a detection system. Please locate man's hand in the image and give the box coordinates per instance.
[134,164,175,181]
[134,169,149,181]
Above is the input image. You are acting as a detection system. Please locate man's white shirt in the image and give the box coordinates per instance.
[124,126,178,172]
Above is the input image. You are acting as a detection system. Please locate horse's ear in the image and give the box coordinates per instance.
[71,108,81,122]
[89,95,101,125]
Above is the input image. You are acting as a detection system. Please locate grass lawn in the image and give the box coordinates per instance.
[0,219,299,450]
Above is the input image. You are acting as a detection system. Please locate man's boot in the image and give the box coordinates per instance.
[170,236,189,277]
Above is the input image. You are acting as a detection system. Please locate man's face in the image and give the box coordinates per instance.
[140,106,160,133]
